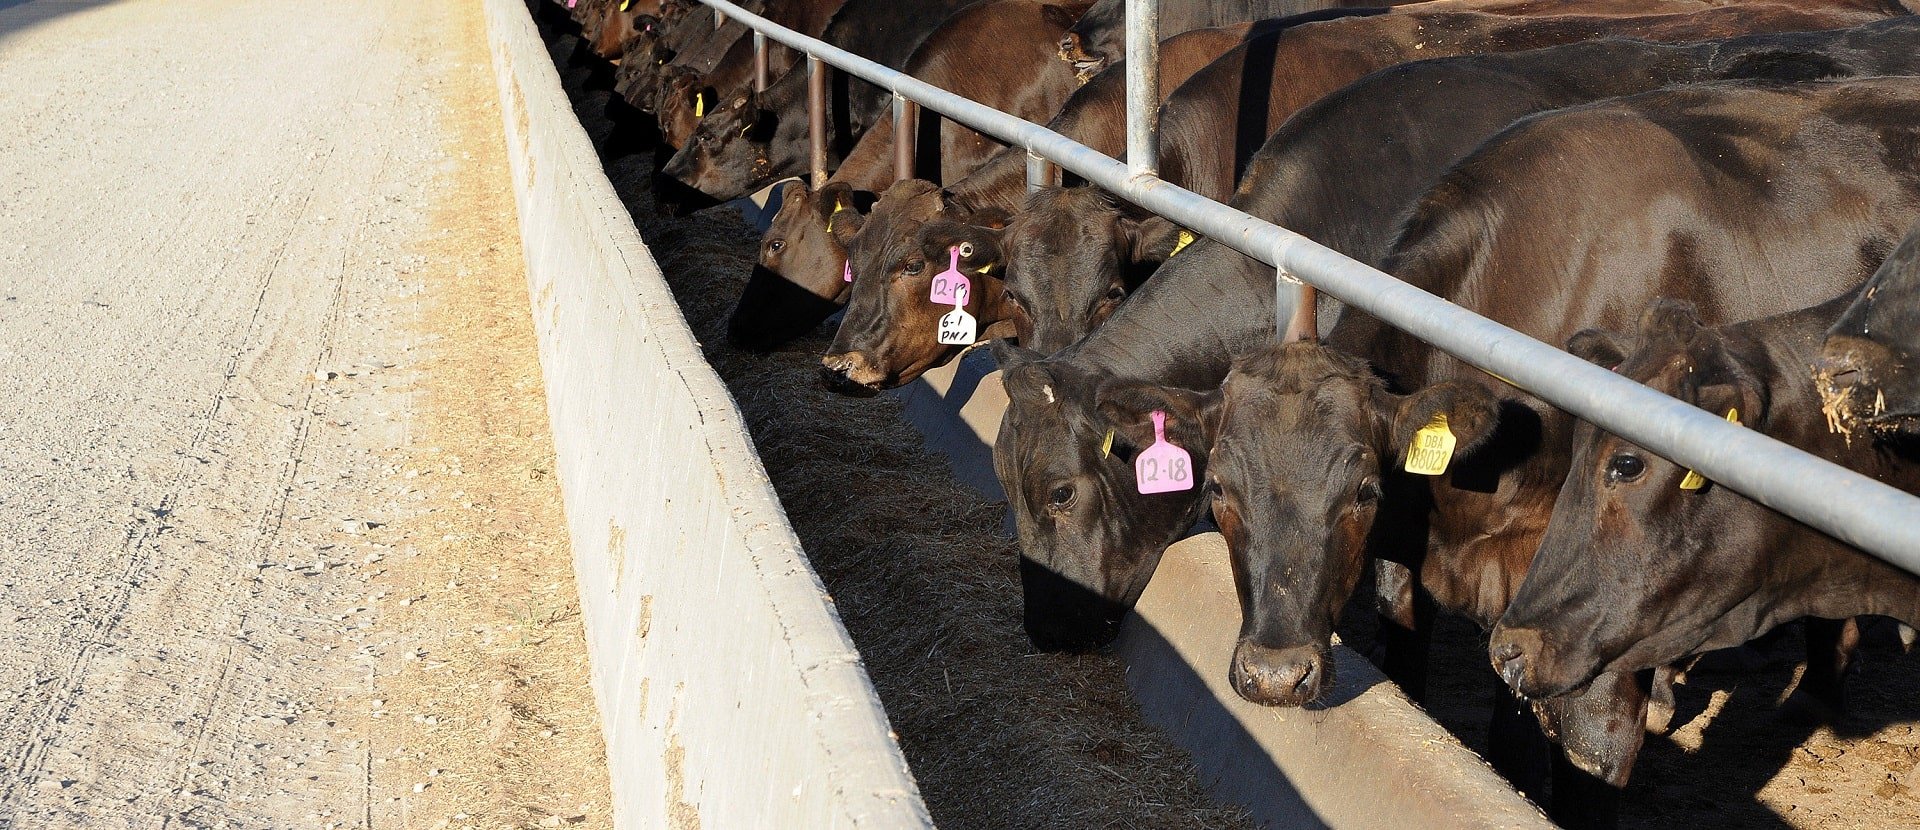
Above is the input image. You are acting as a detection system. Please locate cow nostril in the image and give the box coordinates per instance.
[1491,640,1523,665]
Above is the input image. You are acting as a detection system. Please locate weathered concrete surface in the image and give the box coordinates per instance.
[0,1,611,827]
[482,0,934,827]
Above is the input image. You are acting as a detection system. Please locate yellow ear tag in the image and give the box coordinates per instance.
[1405,413,1457,476]
[620,0,631,10]
[694,93,705,118]
[1100,428,1115,459]
[977,261,994,275]
[826,200,847,232]
[1170,230,1196,257]
[1678,408,1740,490]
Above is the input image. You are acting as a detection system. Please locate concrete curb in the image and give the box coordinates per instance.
[894,356,1555,829]
[479,2,933,827]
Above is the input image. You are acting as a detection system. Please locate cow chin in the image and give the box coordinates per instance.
[1488,625,1600,700]
[1019,556,1128,652]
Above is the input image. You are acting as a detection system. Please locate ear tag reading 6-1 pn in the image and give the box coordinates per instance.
[1135,411,1195,494]
[929,247,972,305]
[1679,408,1740,490]
[936,284,975,345]
[1405,413,1457,476]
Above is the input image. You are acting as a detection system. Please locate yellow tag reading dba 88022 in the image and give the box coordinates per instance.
[1405,413,1457,476]
[1679,408,1740,490]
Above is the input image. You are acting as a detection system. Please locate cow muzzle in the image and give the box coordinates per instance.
[1230,641,1330,707]
[1489,626,1590,699]
[820,352,885,397]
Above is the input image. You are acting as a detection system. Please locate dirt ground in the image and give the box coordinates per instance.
[537,7,1920,828]
[0,1,608,828]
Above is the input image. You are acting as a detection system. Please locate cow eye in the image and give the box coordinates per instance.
[1105,286,1125,302]
[903,260,925,276]
[1047,484,1075,509]
[1606,453,1646,483]
[1356,477,1383,504]
[767,239,785,252]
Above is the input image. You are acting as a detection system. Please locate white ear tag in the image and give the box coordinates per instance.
[936,281,975,345]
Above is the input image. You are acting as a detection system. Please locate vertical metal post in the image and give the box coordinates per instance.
[892,94,918,182]
[1277,266,1316,342]
[752,31,768,92]
[807,55,829,187]
[1025,151,1059,195]
[1124,0,1159,179]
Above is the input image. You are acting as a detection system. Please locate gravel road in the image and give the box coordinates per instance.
[0,2,608,828]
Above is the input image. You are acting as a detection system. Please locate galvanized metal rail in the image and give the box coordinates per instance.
[705,0,1920,566]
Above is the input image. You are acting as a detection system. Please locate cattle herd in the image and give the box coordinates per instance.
[546,0,1920,824]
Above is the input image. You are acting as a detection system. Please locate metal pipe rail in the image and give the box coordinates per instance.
[704,0,1920,566]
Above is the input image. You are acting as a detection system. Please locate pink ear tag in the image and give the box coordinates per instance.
[936,282,975,345]
[567,0,577,7]
[843,260,853,283]
[929,246,972,305]
[1135,410,1195,494]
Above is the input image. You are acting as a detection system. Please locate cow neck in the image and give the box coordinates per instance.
[1063,242,1274,390]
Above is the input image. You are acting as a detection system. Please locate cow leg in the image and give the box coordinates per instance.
[1643,665,1678,734]
[1787,616,1862,721]
[1534,670,1645,830]
[1486,680,1551,808]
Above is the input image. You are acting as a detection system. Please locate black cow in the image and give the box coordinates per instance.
[845,1,1901,378]
[1820,223,1920,438]
[991,76,1920,656]
[661,0,977,201]
[1490,297,1920,709]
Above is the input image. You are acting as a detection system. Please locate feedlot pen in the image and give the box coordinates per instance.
[529,6,1920,829]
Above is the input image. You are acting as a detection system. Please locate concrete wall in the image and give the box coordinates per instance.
[480,2,933,827]
[895,356,1556,830]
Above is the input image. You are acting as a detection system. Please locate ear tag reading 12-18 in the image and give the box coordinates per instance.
[1405,413,1457,476]
[936,283,975,345]
[930,247,972,305]
[1136,411,1195,494]
[843,260,853,283]
[1679,408,1740,490]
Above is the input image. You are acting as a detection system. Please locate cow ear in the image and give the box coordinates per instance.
[1096,381,1219,455]
[1391,381,1503,464]
[1637,298,1703,348]
[817,182,868,243]
[1123,214,1185,264]
[1040,1,1093,31]
[922,221,1004,275]
[1566,328,1629,371]
[993,340,1046,374]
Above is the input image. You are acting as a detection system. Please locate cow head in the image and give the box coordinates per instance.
[728,180,869,351]
[992,343,1216,651]
[1001,187,1180,355]
[1819,226,1920,438]
[1058,0,1118,82]
[823,182,1012,392]
[1492,300,1774,699]
[614,20,672,110]
[1197,342,1500,706]
[592,2,640,60]
[654,67,716,150]
[662,88,784,201]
